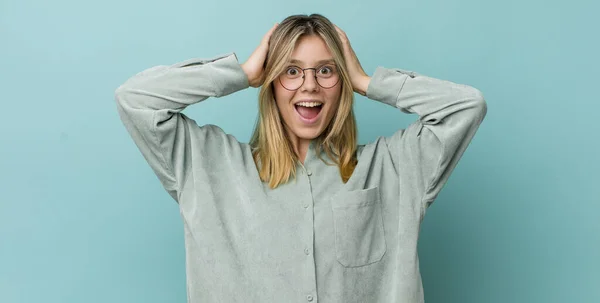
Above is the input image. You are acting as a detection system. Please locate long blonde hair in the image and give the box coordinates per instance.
[249,14,358,189]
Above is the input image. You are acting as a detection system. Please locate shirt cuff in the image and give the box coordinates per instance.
[174,52,250,97]
[209,53,250,97]
[366,67,416,108]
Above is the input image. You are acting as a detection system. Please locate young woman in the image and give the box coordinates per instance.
[115,14,486,303]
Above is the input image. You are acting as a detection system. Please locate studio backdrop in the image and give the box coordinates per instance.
[1,0,598,302]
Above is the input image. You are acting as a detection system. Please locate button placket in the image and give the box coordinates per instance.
[299,147,317,303]
[298,162,313,210]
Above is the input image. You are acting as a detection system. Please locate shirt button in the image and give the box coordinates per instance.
[304,248,310,255]
[307,295,314,301]
[306,170,312,176]
[303,203,309,209]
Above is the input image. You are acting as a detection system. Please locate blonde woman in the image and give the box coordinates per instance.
[115,13,486,303]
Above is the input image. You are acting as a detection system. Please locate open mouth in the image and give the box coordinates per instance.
[294,102,323,123]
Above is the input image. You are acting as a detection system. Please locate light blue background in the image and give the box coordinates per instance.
[1,0,598,302]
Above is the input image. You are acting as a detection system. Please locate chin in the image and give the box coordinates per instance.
[293,127,324,140]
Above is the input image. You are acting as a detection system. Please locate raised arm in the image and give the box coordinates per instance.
[114,24,278,203]
[114,53,249,202]
[367,66,486,210]
[335,25,487,211]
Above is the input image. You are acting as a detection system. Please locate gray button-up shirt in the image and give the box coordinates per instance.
[115,53,486,303]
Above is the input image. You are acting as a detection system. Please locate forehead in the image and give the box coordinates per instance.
[289,35,334,66]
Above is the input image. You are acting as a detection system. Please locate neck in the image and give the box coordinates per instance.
[292,138,311,164]
[285,129,314,164]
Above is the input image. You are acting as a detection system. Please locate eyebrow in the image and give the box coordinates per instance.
[289,58,335,66]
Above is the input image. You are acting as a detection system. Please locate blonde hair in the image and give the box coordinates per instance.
[249,13,358,189]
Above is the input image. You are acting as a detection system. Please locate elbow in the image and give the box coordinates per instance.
[114,82,137,108]
[114,83,143,117]
[114,68,151,106]
[469,88,487,122]
[115,80,131,100]
[114,85,124,103]
[114,85,128,109]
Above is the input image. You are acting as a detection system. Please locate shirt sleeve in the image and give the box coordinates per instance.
[366,67,487,211]
[114,53,249,202]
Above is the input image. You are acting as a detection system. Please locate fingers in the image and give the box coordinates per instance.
[333,25,349,46]
[261,23,279,47]
[332,24,367,89]
[243,23,279,87]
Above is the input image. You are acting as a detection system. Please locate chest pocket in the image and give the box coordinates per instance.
[330,187,387,267]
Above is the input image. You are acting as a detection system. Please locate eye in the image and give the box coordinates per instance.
[285,66,302,77]
[318,65,334,75]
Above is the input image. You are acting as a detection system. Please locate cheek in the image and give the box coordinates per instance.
[273,83,294,109]
[325,87,342,108]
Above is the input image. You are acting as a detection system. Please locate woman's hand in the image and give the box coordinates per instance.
[241,23,278,87]
[334,25,371,96]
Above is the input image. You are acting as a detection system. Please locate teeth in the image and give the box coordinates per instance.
[295,101,323,107]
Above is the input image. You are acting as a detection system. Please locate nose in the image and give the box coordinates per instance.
[300,70,319,92]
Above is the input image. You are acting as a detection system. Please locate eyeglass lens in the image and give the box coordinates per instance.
[280,65,340,90]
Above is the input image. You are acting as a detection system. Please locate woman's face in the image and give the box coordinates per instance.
[273,34,342,147]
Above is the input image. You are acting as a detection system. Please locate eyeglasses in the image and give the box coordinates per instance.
[278,64,340,91]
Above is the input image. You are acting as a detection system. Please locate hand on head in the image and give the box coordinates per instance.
[241,21,370,95]
[333,25,370,96]
[241,23,279,87]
